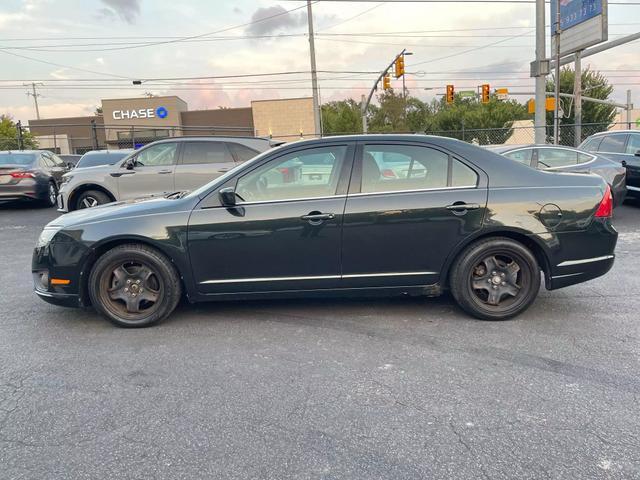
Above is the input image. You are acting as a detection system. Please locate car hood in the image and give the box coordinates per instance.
[62,163,115,177]
[47,195,195,229]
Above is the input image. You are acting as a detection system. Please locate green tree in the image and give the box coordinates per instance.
[0,115,38,150]
[428,95,530,144]
[546,67,616,144]
[321,99,362,135]
[368,89,409,133]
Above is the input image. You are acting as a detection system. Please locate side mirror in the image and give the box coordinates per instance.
[124,157,136,170]
[66,162,75,169]
[219,187,237,206]
[635,149,640,157]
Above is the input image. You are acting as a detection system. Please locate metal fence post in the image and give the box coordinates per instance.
[131,126,135,149]
[91,119,99,149]
[16,121,24,150]
[53,126,58,153]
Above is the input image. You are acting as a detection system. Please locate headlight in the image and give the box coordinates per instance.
[61,175,73,185]
[36,227,62,248]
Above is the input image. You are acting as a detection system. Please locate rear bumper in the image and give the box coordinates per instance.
[0,181,46,201]
[548,255,615,289]
[545,219,618,290]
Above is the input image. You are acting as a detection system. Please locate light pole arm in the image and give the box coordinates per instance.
[361,49,406,133]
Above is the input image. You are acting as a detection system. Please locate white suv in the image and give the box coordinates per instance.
[57,137,274,212]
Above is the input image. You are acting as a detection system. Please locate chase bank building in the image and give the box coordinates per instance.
[28,95,317,154]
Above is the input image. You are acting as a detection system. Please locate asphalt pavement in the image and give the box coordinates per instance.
[0,201,639,479]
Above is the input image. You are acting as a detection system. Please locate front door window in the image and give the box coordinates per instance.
[236,145,348,202]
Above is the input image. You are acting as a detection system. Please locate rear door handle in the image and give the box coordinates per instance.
[158,170,172,174]
[446,203,480,211]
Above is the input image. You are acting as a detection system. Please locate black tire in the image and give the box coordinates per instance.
[75,190,110,210]
[88,244,182,328]
[43,181,58,207]
[449,237,541,321]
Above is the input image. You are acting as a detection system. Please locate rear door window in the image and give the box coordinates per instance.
[598,134,628,154]
[504,149,533,165]
[580,136,603,152]
[360,144,477,193]
[181,142,234,165]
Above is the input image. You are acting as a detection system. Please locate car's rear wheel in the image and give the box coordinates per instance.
[88,244,182,328]
[450,237,540,320]
[75,190,110,210]
[43,181,57,207]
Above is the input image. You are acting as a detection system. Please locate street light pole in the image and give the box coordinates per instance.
[306,0,322,137]
[533,0,547,144]
[553,0,562,145]
[574,50,582,146]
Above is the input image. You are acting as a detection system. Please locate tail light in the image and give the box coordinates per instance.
[381,169,397,178]
[594,184,612,218]
[11,171,35,179]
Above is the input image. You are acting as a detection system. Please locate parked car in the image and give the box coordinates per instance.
[75,149,134,169]
[0,150,71,206]
[57,137,273,212]
[579,130,640,199]
[58,154,82,166]
[33,135,616,328]
[487,144,627,207]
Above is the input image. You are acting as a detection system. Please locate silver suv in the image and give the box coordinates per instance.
[57,137,274,212]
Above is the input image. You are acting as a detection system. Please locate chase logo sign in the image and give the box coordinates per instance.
[112,106,169,121]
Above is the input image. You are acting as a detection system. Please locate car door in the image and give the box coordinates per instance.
[623,133,640,192]
[174,141,236,192]
[187,142,355,294]
[594,133,629,164]
[116,142,178,200]
[341,141,488,288]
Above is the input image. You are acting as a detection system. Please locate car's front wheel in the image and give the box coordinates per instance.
[450,237,541,320]
[75,190,110,210]
[88,244,182,327]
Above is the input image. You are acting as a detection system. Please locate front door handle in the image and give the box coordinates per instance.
[301,212,335,224]
[158,170,172,174]
[446,203,480,211]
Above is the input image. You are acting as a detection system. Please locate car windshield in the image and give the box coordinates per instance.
[0,153,36,166]
[76,152,130,168]
[185,146,280,199]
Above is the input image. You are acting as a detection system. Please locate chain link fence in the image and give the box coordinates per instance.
[10,120,638,153]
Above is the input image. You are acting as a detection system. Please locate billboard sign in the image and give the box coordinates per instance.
[550,0,608,56]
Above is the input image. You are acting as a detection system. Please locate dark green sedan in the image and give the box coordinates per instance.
[33,135,617,327]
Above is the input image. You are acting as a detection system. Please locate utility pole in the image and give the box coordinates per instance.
[627,89,633,129]
[24,82,43,120]
[306,0,322,137]
[574,51,582,146]
[553,0,561,145]
[533,0,547,144]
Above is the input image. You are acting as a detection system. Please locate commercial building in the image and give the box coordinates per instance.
[29,95,317,154]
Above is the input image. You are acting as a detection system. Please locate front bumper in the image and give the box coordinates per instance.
[57,187,70,212]
[34,288,81,308]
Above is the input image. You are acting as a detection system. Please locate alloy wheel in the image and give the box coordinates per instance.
[470,254,523,307]
[99,261,163,321]
[79,196,99,209]
[48,184,57,205]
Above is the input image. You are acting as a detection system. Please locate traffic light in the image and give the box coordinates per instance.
[394,55,405,78]
[481,84,490,104]
[446,84,454,104]
[383,75,391,90]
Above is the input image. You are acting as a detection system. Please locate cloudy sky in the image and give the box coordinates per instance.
[0,0,638,121]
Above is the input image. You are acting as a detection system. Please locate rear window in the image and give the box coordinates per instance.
[0,153,36,166]
[76,152,129,168]
[228,143,259,163]
[580,136,602,152]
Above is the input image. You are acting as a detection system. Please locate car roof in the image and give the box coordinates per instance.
[590,130,639,136]
[82,149,133,154]
[151,136,272,143]
[0,150,44,154]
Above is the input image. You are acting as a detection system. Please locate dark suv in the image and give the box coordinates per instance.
[580,130,640,198]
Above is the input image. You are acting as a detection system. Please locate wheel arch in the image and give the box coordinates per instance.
[68,183,116,211]
[441,228,552,290]
[78,235,188,307]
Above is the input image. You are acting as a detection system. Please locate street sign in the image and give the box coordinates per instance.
[459,90,476,98]
[495,88,509,100]
[550,0,608,56]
